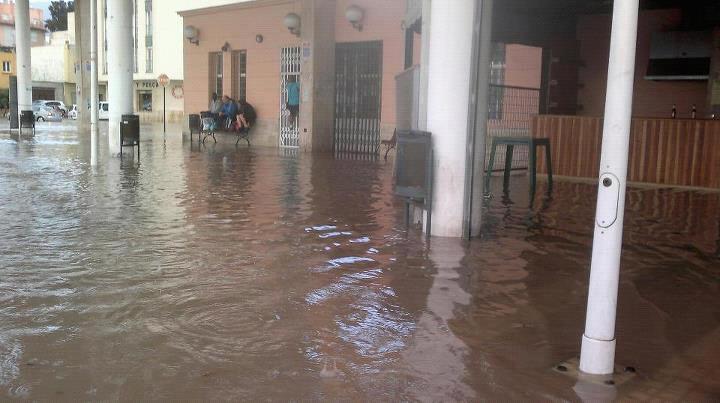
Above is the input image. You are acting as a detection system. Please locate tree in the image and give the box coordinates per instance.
[44,1,75,32]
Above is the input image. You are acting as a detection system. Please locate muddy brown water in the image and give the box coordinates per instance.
[0,126,718,400]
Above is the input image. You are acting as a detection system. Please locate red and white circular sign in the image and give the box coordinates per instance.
[157,74,170,87]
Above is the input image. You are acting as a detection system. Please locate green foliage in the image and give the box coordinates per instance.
[0,89,8,109]
[45,1,75,32]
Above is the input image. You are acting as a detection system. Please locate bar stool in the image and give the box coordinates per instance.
[485,136,553,194]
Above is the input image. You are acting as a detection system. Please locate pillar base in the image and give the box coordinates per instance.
[579,334,616,375]
[553,356,637,387]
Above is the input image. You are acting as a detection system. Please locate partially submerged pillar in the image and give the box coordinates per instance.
[106,0,134,155]
[90,0,99,164]
[14,0,32,114]
[580,0,639,375]
[74,0,92,130]
[427,0,476,237]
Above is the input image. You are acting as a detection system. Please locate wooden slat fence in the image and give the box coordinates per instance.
[532,115,720,189]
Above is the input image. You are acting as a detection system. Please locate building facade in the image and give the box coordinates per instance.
[93,0,242,123]
[179,0,406,151]
[0,1,45,47]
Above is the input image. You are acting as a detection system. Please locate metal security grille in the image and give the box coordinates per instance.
[486,84,540,171]
[334,41,383,155]
[280,46,301,148]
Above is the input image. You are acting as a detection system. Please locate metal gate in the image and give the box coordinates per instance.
[280,46,301,148]
[334,41,383,154]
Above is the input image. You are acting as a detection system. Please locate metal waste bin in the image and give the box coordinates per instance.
[19,110,35,135]
[120,114,140,157]
[189,113,201,136]
[394,130,433,237]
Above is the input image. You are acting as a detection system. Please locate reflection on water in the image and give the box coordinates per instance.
[0,126,718,400]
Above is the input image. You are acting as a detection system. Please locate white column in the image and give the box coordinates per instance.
[90,0,99,165]
[470,0,493,237]
[427,0,476,237]
[580,0,639,375]
[14,0,32,113]
[417,0,431,131]
[106,0,134,155]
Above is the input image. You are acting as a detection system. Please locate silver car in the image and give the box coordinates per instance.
[31,105,63,122]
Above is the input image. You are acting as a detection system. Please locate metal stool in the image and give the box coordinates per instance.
[485,136,553,194]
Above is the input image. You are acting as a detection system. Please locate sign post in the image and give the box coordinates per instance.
[157,74,170,133]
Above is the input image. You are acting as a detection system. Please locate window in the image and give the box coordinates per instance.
[144,0,152,73]
[209,52,223,97]
[2,61,10,73]
[232,50,247,101]
[138,91,152,112]
[488,42,506,120]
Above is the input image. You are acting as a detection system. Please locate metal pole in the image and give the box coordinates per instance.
[90,0,99,165]
[163,86,166,133]
[579,0,639,375]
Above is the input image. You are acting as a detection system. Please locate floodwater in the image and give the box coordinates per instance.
[0,123,719,401]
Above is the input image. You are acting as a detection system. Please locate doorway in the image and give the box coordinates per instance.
[334,41,383,155]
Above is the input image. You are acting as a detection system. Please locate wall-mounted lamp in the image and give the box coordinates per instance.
[256,34,264,43]
[283,13,301,37]
[221,42,231,52]
[345,5,364,31]
[184,25,199,45]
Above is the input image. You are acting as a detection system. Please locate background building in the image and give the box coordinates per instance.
[180,0,407,151]
[0,1,46,47]
[94,0,243,123]
[31,12,76,104]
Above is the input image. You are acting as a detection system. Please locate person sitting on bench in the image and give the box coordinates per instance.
[218,95,238,129]
[234,99,256,133]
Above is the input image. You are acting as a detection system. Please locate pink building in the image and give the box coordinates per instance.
[179,0,405,151]
[0,2,46,47]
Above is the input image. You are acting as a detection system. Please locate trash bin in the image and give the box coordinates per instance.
[189,113,201,135]
[120,114,140,146]
[19,110,35,135]
[120,114,140,157]
[394,130,433,237]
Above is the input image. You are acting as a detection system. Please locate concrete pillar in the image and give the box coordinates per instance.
[299,0,336,152]
[427,0,476,237]
[106,0,134,155]
[579,0,639,375]
[14,0,32,113]
[417,0,430,131]
[469,0,493,237]
[90,0,99,165]
[75,0,92,129]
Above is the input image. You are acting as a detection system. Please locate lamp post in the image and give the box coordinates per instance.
[580,0,639,375]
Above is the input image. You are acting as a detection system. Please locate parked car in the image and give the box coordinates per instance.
[44,100,68,117]
[68,104,78,120]
[99,102,109,120]
[31,105,63,122]
[33,100,68,117]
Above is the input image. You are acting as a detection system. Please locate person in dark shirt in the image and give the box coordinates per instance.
[234,99,256,133]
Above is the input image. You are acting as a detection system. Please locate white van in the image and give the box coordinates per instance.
[99,102,109,120]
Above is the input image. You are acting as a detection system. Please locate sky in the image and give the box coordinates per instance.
[30,1,52,19]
